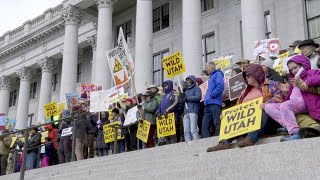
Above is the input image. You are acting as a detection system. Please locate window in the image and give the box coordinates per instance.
[52,73,59,92]
[264,11,272,39]
[202,33,216,63]
[9,89,18,107]
[153,4,169,33]
[30,82,37,100]
[305,0,320,39]
[201,0,215,13]
[153,50,170,86]
[116,20,132,46]
[77,63,82,83]
[27,113,34,127]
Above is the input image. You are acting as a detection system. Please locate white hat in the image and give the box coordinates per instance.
[260,59,274,70]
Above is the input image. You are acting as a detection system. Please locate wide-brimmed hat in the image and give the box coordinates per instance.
[236,59,250,65]
[289,40,302,48]
[298,39,319,48]
[147,84,159,91]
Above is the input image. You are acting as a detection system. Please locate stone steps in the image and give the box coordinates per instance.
[3,135,320,180]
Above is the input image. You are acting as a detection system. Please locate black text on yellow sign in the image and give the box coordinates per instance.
[219,97,263,141]
[44,102,58,118]
[136,120,151,143]
[103,121,124,143]
[162,51,186,79]
[156,113,176,138]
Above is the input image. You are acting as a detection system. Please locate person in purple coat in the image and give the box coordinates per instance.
[265,55,320,141]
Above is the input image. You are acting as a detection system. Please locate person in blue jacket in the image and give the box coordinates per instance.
[156,80,179,145]
[202,61,224,138]
[182,75,202,143]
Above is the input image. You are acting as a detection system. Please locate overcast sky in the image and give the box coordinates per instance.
[0,0,63,36]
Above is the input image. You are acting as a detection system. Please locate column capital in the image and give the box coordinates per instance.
[38,57,54,72]
[87,35,97,51]
[0,76,11,90]
[96,0,116,9]
[16,67,33,81]
[62,5,82,25]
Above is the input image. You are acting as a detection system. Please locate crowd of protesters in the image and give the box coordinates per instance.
[0,39,319,175]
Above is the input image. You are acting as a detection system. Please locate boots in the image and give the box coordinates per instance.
[207,142,232,152]
[238,138,254,147]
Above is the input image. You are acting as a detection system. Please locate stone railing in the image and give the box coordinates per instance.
[0,37,4,45]
[9,26,25,40]
[30,14,46,29]
[52,4,64,18]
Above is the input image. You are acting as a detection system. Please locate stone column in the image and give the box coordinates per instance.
[16,67,32,130]
[60,5,81,102]
[241,0,265,59]
[37,57,54,123]
[88,35,97,83]
[0,76,11,115]
[135,0,153,93]
[183,0,202,77]
[95,0,114,89]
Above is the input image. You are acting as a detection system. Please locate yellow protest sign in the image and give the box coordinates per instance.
[44,102,58,118]
[277,52,289,61]
[57,103,65,116]
[136,120,151,143]
[162,51,186,79]
[156,113,176,138]
[103,121,124,143]
[41,131,49,143]
[213,58,231,70]
[10,137,17,148]
[219,97,263,141]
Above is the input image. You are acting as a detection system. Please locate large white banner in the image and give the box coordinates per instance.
[90,91,109,112]
[253,38,280,60]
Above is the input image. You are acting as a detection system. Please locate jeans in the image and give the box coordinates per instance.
[183,113,200,143]
[202,104,222,138]
[97,148,108,156]
[26,152,37,170]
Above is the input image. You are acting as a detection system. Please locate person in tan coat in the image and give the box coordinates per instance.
[0,129,12,175]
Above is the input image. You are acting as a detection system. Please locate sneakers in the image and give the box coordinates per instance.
[299,128,320,138]
[207,142,231,152]
[280,133,301,142]
[238,138,254,148]
[277,127,289,135]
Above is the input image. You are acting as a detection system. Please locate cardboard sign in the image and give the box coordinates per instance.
[199,81,208,102]
[253,38,280,59]
[61,127,73,137]
[103,121,124,143]
[123,105,139,126]
[228,73,246,100]
[219,97,263,141]
[213,58,231,70]
[57,103,65,116]
[65,93,79,111]
[136,120,151,143]
[44,102,58,118]
[81,84,103,100]
[162,51,186,79]
[90,90,109,112]
[156,113,176,138]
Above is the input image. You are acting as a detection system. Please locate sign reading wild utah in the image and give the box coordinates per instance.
[162,51,186,79]
[156,113,176,138]
[219,97,263,141]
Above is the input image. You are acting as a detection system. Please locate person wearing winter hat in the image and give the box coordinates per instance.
[299,39,319,69]
[258,53,271,63]
[260,59,285,83]
[265,55,320,141]
[207,64,284,152]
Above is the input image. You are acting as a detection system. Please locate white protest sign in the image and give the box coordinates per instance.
[61,127,73,137]
[90,90,109,112]
[123,105,139,126]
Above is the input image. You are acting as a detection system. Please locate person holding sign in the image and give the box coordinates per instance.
[182,75,201,143]
[207,64,284,152]
[136,91,159,148]
[0,129,11,175]
[57,110,73,164]
[202,61,224,138]
[156,80,179,145]
[96,112,110,156]
[265,55,320,141]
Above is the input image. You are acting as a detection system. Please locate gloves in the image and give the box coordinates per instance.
[164,112,168,119]
[156,113,162,119]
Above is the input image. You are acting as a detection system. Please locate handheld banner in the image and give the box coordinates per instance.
[90,90,109,112]
[81,84,103,100]
[253,38,280,60]
[65,93,79,111]
[156,113,176,138]
[199,81,208,102]
[123,105,138,126]
[162,51,186,79]
[61,127,73,137]
[44,102,58,118]
[228,73,246,100]
[103,121,124,143]
[219,97,263,141]
[212,56,232,70]
[57,103,65,116]
[136,120,151,143]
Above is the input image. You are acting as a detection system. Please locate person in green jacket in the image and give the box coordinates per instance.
[137,91,159,148]
[0,129,11,175]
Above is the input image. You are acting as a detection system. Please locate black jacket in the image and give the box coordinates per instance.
[267,69,285,83]
[28,132,41,154]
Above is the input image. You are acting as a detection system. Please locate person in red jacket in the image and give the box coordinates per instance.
[44,123,58,165]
